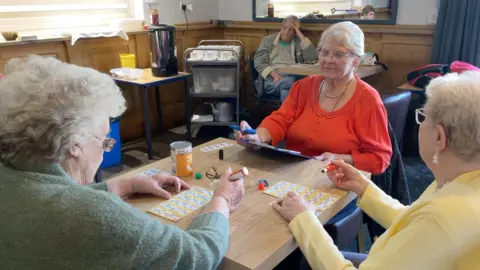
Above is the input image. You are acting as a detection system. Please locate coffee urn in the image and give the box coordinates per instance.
[148,24,178,77]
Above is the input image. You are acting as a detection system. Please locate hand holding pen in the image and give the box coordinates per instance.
[232,121,262,147]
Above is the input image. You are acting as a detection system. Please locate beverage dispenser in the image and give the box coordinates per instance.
[148,24,178,77]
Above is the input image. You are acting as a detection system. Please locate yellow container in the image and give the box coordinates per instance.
[119,53,136,68]
[170,141,193,177]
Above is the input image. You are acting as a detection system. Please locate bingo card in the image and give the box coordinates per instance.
[264,181,341,214]
[148,186,213,222]
[137,168,171,177]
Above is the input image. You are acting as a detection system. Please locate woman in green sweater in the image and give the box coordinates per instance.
[0,55,244,269]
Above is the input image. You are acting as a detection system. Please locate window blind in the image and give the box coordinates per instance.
[0,0,135,33]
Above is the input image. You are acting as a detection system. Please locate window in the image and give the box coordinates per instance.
[0,0,144,35]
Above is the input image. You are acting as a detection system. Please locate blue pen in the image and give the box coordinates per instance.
[229,124,257,135]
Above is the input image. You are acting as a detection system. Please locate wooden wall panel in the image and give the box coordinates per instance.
[0,42,68,73]
[66,36,137,72]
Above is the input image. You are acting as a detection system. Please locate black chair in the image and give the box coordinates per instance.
[324,206,364,251]
[382,91,412,151]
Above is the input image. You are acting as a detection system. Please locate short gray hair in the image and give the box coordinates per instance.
[425,71,480,160]
[317,21,365,57]
[0,55,126,163]
[282,15,299,25]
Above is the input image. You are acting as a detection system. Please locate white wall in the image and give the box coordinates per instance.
[217,0,253,21]
[143,0,218,25]
[217,0,439,25]
[396,0,438,24]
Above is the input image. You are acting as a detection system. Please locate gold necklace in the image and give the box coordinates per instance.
[319,78,354,111]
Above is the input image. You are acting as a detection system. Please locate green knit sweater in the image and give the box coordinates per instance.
[0,160,229,270]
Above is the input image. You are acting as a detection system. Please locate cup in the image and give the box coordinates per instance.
[190,51,204,60]
[204,51,215,61]
[119,53,136,68]
[220,51,233,61]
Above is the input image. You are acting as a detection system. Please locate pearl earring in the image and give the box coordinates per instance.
[433,147,439,164]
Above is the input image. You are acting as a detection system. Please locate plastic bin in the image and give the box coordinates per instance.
[100,117,122,169]
[192,66,236,93]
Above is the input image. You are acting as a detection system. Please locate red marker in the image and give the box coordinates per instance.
[321,164,337,173]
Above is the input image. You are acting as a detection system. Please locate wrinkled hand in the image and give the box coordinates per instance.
[213,167,245,212]
[127,173,190,199]
[326,160,370,196]
[314,152,337,163]
[235,120,262,148]
[271,71,283,85]
[272,191,315,222]
[293,24,304,40]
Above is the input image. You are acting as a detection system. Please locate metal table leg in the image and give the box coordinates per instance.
[142,86,153,160]
[184,78,191,141]
[155,85,162,133]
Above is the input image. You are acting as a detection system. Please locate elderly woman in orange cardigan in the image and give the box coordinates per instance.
[236,21,392,225]
[236,21,391,175]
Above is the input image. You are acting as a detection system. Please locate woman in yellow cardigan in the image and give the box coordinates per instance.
[272,71,480,270]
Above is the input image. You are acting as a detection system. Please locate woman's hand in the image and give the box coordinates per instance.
[315,153,353,165]
[326,160,370,197]
[272,191,315,222]
[314,152,337,163]
[235,121,262,147]
[108,173,190,199]
[213,167,245,212]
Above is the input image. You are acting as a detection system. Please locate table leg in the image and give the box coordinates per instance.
[155,85,162,133]
[184,78,191,141]
[143,86,154,160]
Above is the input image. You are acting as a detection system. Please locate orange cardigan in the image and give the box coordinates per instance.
[259,75,392,174]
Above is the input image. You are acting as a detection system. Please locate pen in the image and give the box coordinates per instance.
[229,167,249,182]
[229,124,257,135]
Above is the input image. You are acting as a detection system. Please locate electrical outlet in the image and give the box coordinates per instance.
[180,2,193,11]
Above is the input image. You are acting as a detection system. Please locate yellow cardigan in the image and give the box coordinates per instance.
[289,171,480,270]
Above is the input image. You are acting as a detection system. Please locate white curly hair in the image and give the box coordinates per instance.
[0,55,126,163]
[425,71,480,161]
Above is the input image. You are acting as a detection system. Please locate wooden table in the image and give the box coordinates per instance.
[112,69,192,160]
[278,64,385,79]
[120,138,367,270]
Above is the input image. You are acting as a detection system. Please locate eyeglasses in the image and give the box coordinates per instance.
[206,167,221,181]
[94,136,116,152]
[416,108,426,124]
[317,49,352,61]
